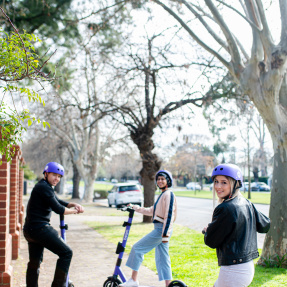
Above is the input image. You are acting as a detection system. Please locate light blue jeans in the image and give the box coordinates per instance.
[126,223,172,281]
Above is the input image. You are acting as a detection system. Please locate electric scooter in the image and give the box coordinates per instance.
[103,207,187,287]
[59,214,75,287]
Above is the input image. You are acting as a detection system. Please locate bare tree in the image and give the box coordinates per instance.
[22,133,72,196]
[131,0,287,265]
[105,32,212,221]
[166,142,215,184]
[43,42,112,201]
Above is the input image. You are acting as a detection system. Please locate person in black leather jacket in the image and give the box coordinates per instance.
[203,164,270,287]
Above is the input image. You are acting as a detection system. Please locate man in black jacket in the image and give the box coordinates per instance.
[23,162,84,287]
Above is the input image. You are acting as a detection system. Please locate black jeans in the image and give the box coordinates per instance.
[24,225,73,287]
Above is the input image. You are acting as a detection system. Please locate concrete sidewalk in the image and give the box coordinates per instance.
[12,202,162,287]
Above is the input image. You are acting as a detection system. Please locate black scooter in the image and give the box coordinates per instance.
[103,207,187,287]
[59,214,75,287]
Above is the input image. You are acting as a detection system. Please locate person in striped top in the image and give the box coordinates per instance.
[119,170,177,287]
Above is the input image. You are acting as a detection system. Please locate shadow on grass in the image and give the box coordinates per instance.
[251,265,287,286]
[87,221,149,230]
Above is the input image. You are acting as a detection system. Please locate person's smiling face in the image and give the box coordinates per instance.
[46,172,62,187]
[157,175,167,190]
[214,175,231,199]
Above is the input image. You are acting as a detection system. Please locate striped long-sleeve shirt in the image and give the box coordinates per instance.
[133,189,177,242]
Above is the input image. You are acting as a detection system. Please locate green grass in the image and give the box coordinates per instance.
[87,220,287,286]
[172,190,271,205]
[66,180,113,191]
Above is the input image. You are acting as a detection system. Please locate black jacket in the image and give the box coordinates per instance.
[204,196,270,266]
[24,179,69,230]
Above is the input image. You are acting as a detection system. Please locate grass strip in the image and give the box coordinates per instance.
[87,220,286,286]
[172,190,271,205]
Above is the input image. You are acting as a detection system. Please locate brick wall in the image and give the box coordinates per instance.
[0,147,24,287]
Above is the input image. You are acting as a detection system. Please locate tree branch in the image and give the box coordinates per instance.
[204,0,243,76]
[151,0,232,71]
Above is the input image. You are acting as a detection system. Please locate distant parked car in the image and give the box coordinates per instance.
[241,182,249,191]
[251,182,270,192]
[186,182,201,190]
[107,183,143,208]
[111,178,118,184]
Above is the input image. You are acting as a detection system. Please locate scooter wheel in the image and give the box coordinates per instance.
[68,279,74,287]
[103,278,122,287]
[168,280,187,287]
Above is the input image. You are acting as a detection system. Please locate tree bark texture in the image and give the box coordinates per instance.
[140,150,161,223]
[83,175,95,202]
[242,67,287,263]
[132,130,161,223]
[72,163,81,199]
[258,146,287,266]
[55,178,64,195]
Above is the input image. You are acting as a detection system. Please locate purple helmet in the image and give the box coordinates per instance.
[212,164,243,185]
[156,170,173,188]
[43,162,65,176]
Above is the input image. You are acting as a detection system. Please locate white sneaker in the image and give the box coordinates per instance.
[119,278,139,287]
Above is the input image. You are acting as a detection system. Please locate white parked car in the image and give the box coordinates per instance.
[107,183,143,208]
[186,182,201,190]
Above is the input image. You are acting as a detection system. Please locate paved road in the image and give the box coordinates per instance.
[101,196,269,249]
[175,196,269,249]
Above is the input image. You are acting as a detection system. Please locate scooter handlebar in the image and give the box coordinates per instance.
[118,206,133,212]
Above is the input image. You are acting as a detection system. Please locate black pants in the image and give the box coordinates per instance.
[24,225,73,287]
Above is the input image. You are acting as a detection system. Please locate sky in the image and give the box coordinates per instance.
[126,1,279,164]
[6,1,279,177]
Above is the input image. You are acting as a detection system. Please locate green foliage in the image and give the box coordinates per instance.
[3,0,79,47]
[0,103,50,162]
[262,254,287,268]
[22,164,37,180]
[0,26,50,104]
[0,28,43,81]
[213,141,228,156]
[0,13,52,162]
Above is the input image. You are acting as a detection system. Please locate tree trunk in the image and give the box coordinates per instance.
[83,175,95,202]
[55,178,65,194]
[72,163,81,199]
[259,145,287,266]
[249,76,287,265]
[139,150,161,223]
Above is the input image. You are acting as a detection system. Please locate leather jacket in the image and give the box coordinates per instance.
[204,196,270,266]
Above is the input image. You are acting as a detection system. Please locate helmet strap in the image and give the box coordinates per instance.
[159,185,168,191]
[229,180,238,199]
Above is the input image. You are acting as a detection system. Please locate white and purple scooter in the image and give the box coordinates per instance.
[103,207,187,287]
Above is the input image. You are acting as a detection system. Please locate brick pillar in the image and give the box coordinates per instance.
[18,159,25,228]
[9,147,20,261]
[0,156,13,287]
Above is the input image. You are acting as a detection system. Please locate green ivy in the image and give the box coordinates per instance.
[0,11,52,163]
[0,103,50,163]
